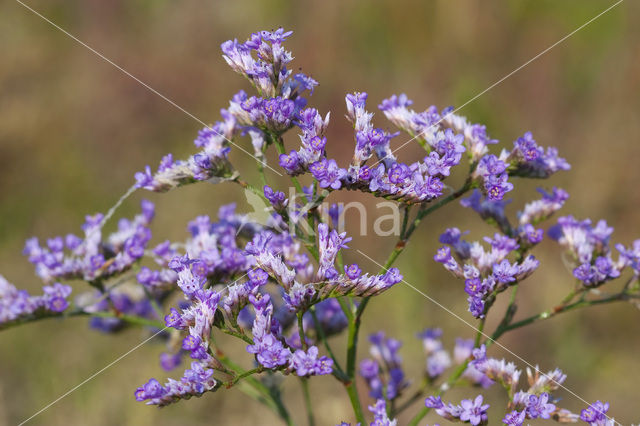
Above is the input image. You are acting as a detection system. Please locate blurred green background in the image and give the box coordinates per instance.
[1,0,639,424]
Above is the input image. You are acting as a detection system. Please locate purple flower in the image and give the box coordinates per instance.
[388,163,411,184]
[315,159,346,189]
[459,395,490,426]
[492,259,519,284]
[293,73,318,95]
[264,185,287,208]
[160,353,182,371]
[361,331,408,400]
[484,173,513,201]
[283,282,316,312]
[290,346,333,376]
[512,132,541,162]
[344,264,362,280]
[427,349,452,379]
[308,136,327,151]
[279,150,301,174]
[135,378,166,401]
[580,401,610,424]
[519,224,544,245]
[503,410,526,426]
[248,268,269,287]
[425,395,444,409]
[525,392,555,419]
[368,399,398,426]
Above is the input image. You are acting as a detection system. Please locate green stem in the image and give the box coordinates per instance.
[298,312,308,350]
[407,318,485,425]
[221,327,254,345]
[234,177,269,203]
[269,381,294,426]
[310,308,347,381]
[474,318,486,347]
[0,308,165,332]
[407,361,469,426]
[142,286,165,320]
[493,291,630,338]
[345,380,366,424]
[300,378,316,426]
[224,367,264,387]
[218,356,292,425]
[341,180,474,423]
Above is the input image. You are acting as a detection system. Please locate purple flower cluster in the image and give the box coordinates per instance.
[474,154,513,201]
[470,345,522,395]
[247,224,401,300]
[134,361,218,407]
[425,394,490,426]
[85,289,155,333]
[549,215,627,286]
[138,204,262,292]
[435,228,539,318]
[276,91,472,203]
[504,392,556,425]
[452,338,494,387]
[580,401,614,426]
[23,200,154,283]
[305,298,349,336]
[221,28,316,100]
[460,189,512,232]
[317,223,352,279]
[506,132,571,178]
[246,293,332,375]
[416,329,491,388]
[0,276,72,324]
[135,124,233,191]
[518,187,569,226]
[263,185,287,209]
[229,91,304,134]
[466,345,589,425]
[285,298,349,349]
[417,328,452,379]
[368,399,398,426]
[379,93,497,161]
[359,331,409,400]
[4,25,632,423]
[136,28,320,192]
[278,107,331,175]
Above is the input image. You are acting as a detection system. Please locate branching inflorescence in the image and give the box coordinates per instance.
[2,28,638,426]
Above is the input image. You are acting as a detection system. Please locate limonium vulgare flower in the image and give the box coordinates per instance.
[2,28,636,425]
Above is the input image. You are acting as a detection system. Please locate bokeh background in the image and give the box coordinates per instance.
[1,0,639,424]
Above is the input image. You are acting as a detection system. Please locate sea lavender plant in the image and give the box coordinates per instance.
[2,28,637,426]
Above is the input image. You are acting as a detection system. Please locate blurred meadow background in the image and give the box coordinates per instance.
[1,0,639,424]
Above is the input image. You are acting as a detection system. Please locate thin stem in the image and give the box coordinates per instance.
[407,317,485,425]
[298,312,308,350]
[218,355,292,425]
[142,286,165,320]
[300,378,316,426]
[268,380,294,426]
[224,367,264,387]
[406,361,469,426]
[474,318,486,347]
[341,180,473,423]
[0,308,165,331]
[345,381,366,424]
[234,177,269,202]
[494,291,630,338]
[310,308,347,380]
[221,327,254,345]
